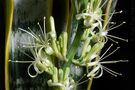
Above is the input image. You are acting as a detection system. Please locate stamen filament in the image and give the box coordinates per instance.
[43,17,47,40]
[108,21,126,31]
[19,28,39,41]
[102,10,123,16]
[108,37,119,44]
[100,44,113,59]
[101,47,120,61]
[102,65,122,76]
[76,74,86,83]
[37,22,44,35]
[9,60,33,63]
[100,0,108,8]
[107,34,128,42]
[18,50,35,60]
[76,78,91,86]
[101,60,129,64]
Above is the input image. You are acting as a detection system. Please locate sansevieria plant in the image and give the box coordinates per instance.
[5,0,128,90]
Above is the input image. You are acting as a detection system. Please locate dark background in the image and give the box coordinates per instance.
[0,0,5,90]
[91,0,134,90]
[0,0,134,90]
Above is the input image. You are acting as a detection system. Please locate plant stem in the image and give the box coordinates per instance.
[103,0,112,31]
[63,20,84,70]
[5,0,14,90]
[87,78,93,90]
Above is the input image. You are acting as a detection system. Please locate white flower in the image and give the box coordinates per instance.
[87,44,128,78]
[19,16,54,55]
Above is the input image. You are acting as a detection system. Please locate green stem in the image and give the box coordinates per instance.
[63,20,84,70]
[103,0,112,31]
[87,78,93,90]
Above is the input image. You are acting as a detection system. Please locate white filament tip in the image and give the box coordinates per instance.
[111,44,113,46]
[119,73,122,76]
[123,21,126,24]
[110,22,115,24]
[44,16,46,20]
[125,39,128,42]
[119,60,129,62]
[120,10,123,13]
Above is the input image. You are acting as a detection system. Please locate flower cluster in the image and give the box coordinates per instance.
[72,0,128,79]
[9,0,128,90]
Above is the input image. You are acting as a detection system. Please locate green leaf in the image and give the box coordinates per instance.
[63,20,84,69]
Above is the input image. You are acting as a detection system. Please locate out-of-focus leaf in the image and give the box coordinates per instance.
[5,0,14,90]
[103,0,118,30]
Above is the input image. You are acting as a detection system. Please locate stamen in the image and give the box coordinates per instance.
[108,37,119,44]
[76,78,91,86]
[103,10,115,31]
[109,22,116,25]
[100,0,108,8]
[100,44,113,59]
[101,47,120,61]
[101,60,129,64]
[18,50,35,60]
[113,10,123,14]
[37,22,44,35]
[19,41,44,48]
[109,22,117,28]
[43,17,47,40]
[107,34,128,42]
[19,28,39,41]
[76,74,86,83]
[102,65,122,76]
[22,45,43,48]
[108,21,126,31]
[9,60,33,63]
[28,27,38,38]
[102,10,123,16]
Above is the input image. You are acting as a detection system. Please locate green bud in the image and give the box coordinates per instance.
[81,37,91,58]
[52,39,63,60]
[36,61,53,75]
[62,32,68,57]
[50,16,57,38]
[63,67,70,83]
[84,42,104,61]
[58,69,64,83]
[52,67,58,83]
[47,79,53,86]
[81,29,91,40]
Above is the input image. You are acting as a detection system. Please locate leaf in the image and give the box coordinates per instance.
[5,0,14,90]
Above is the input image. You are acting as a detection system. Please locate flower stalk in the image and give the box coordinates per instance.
[8,0,128,90]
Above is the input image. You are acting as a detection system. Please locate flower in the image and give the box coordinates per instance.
[86,44,128,78]
[27,48,54,78]
[18,17,54,55]
[76,2,102,28]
